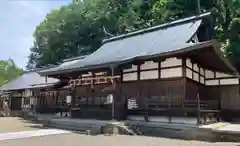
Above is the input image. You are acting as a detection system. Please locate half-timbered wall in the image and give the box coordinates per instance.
[185,57,240,110]
[122,57,183,81]
[121,57,238,87]
[185,58,239,86]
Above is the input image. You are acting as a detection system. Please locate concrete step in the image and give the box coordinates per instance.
[45,121,102,135]
[44,119,138,135]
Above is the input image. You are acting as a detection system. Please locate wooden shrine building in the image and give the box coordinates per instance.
[39,12,240,125]
[0,69,59,116]
[36,56,87,116]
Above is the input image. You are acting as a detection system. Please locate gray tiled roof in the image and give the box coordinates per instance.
[0,71,59,91]
[39,55,87,74]
[39,12,211,75]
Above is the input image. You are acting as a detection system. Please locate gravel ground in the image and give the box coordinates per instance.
[0,117,43,133]
[0,133,240,146]
[0,117,240,146]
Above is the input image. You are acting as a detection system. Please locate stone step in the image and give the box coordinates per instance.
[44,119,138,136]
[45,121,101,135]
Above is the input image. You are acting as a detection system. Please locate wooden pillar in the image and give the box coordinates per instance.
[197,93,201,124]
[136,64,141,108]
[158,61,161,79]
[91,73,95,105]
[111,66,116,120]
[182,58,186,108]
[70,85,76,118]
[56,91,59,105]
[168,87,172,123]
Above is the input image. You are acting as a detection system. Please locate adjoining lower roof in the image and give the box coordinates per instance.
[0,70,59,91]
[39,12,214,76]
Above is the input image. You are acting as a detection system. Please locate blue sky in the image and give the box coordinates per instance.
[0,0,70,69]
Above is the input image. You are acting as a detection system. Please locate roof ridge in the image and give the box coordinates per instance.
[103,12,211,44]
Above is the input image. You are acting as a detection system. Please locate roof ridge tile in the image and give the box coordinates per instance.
[103,12,211,44]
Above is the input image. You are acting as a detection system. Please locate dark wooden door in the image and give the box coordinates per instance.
[11,97,22,110]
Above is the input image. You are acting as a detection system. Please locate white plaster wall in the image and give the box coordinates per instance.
[220,78,239,85]
[161,67,182,78]
[216,72,233,78]
[186,59,192,68]
[140,61,158,70]
[193,72,199,82]
[200,76,205,84]
[193,64,199,72]
[205,80,219,86]
[200,68,204,76]
[123,65,137,72]
[205,69,215,79]
[186,68,192,79]
[140,70,158,80]
[123,72,138,81]
[161,57,182,68]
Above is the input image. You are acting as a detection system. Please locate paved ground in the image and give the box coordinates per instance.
[0,117,43,133]
[0,133,240,146]
[0,117,240,146]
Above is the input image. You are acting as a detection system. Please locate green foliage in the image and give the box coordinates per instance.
[27,0,240,71]
[0,59,23,86]
[226,18,240,68]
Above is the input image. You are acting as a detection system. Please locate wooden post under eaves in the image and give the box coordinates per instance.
[168,87,172,123]
[70,84,76,118]
[110,66,116,120]
[182,57,186,108]
[91,73,95,105]
[197,93,201,124]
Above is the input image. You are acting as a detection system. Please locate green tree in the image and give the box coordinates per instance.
[0,59,23,85]
[226,18,240,69]
[27,0,151,69]
[27,0,240,71]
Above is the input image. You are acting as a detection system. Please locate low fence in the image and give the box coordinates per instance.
[127,99,220,124]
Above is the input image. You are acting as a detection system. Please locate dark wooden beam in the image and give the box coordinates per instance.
[119,64,133,70]
[137,64,140,81]
[192,61,194,79]
[158,61,161,79]
[182,57,186,108]
[152,57,166,63]
[132,60,145,66]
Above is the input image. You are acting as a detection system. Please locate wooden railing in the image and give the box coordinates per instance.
[184,100,218,110]
[146,100,218,109]
[127,100,219,116]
